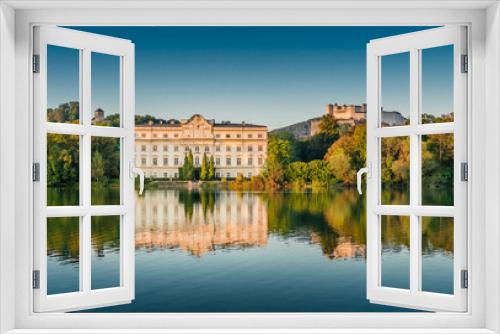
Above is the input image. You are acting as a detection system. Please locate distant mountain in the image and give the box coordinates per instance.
[270,117,321,139]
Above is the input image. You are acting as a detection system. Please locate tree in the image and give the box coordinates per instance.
[46,133,79,186]
[319,113,338,137]
[264,136,292,188]
[324,124,367,185]
[208,155,216,180]
[179,150,195,181]
[91,151,105,183]
[200,153,209,181]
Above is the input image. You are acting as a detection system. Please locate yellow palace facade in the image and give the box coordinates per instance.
[135,114,268,179]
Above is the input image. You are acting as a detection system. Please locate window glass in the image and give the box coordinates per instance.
[381,52,410,127]
[47,45,80,124]
[91,52,121,127]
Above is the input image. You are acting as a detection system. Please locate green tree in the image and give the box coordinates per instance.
[264,136,292,188]
[208,155,216,180]
[323,123,366,185]
[46,133,79,186]
[319,113,338,137]
[179,150,195,181]
[200,153,209,181]
[91,151,105,183]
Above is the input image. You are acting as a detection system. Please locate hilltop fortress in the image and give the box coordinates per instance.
[273,103,406,138]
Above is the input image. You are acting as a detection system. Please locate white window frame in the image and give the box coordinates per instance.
[32,26,136,312]
[365,26,468,312]
[0,1,498,333]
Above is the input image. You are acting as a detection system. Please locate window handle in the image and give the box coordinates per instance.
[130,162,145,195]
[357,164,371,195]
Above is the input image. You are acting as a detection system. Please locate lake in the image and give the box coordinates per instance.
[46,187,453,312]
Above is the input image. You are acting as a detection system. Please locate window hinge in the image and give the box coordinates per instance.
[32,54,40,73]
[32,162,40,182]
[461,54,468,73]
[32,270,40,289]
[461,162,468,182]
[461,269,468,289]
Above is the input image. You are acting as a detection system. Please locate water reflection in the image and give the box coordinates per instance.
[46,188,454,312]
[135,191,268,256]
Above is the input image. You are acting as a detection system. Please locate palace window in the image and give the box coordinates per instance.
[258,145,263,152]
[163,133,168,138]
[257,134,263,138]
[226,146,231,152]
[236,146,241,152]
[185,146,189,152]
[153,158,158,165]
[215,145,221,152]
[248,157,253,166]
[237,158,242,166]
[141,133,146,138]
[163,158,168,166]
[205,146,210,152]
[225,134,230,138]
[195,146,199,153]
[216,157,220,166]
[174,133,179,138]
[152,145,157,151]
[248,134,253,139]
[141,158,146,165]
[226,157,231,166]
[236,134,241,138]
[141,145,146,152]
[248,146,253,152]
[258,157,263,165]
[153,133,157,138]
[174,146,179,152]
[163,145,168,152]
[174,157,179,166]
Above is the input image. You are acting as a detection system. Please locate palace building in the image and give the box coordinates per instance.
[135,114,268,179]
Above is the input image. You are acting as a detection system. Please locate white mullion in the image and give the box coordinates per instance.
[374,205,454,217]
[46,122,86,136]
[409,48,421,293]
[81,49,92,293]
[366,46,381,298]
[119,54,125,287]
[374,122,454,138]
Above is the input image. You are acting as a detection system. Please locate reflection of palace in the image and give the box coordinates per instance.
[135,190,268,256]
[135,114,268,179]
[310,233,366,260]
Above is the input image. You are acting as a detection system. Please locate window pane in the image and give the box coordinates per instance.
[381,215,410,290]
[381,137,410,205]
[422,134,454,206]
[91,52,121,127]
[47,217,80,295]
[421,45,454,124]
[91,216,121,290]
[91,137,121,205]
[421,217,454,294]
[47,45,80,124]
[47,134,80,206]
[381,52,410,127]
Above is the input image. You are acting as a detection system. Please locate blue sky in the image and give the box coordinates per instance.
[48,26,451,130]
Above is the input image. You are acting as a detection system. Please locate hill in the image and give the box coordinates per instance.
[270,117,321,139]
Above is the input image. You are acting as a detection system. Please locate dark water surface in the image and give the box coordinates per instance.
[46,187,453,312]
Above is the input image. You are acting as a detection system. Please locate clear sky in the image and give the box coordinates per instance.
[48,26,452,130]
